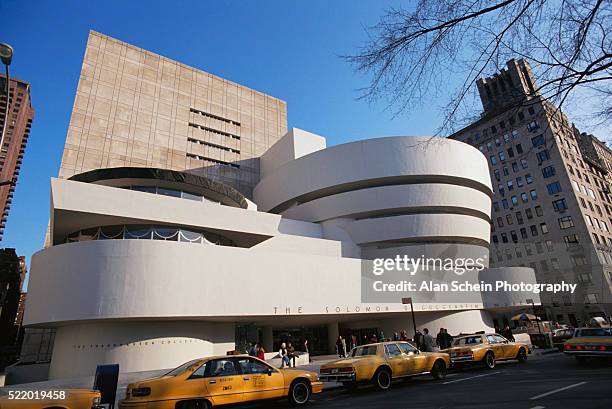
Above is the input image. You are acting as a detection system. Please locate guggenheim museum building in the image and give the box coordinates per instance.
[23,31,539,379]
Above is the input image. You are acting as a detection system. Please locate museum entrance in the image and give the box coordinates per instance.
[272,326,328,356]
[235,324,330,356]
[340,327,380,348]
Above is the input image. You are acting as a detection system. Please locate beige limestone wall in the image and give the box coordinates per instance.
[59,30,287,197]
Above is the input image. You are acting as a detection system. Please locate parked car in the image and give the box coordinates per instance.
[563,327,612,364]
[119,355,322,408]
[0,389,102,409]
[441,333,529,369]
[319,341,450,391]
[552,328,575,351]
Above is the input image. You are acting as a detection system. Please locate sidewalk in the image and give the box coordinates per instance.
[279,354,340,375]
[530,347,560,355]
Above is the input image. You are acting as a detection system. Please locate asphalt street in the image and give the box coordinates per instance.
[246,352,612,409]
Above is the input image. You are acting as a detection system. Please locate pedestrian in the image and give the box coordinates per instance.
[422,328,435,352]
[414,330,423,350]
[436,328,444,348]
[443,329,453,349]
[279,342,290,368]
[304,339,311,363]
[502,325,515,342]
[351,334,357,350]
[248,342,257,357]
[336,336,346,357]
[370,334,378,343]
[400,330,408,341]
[257,344,266,361]
[287,341,297,367]
[393,332,399,341]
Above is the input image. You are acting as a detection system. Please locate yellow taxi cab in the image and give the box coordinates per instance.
[319,341,450,391]
[563,327,612,364]
[441,333,529,369]
[118,355,322,408]
[0,388,102,409]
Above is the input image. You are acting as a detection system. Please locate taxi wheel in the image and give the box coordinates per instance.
[431,360,447,380]
[372,367,392,391]
[289,380,311,406]
[483,352,496,369]
[517,348,527,363]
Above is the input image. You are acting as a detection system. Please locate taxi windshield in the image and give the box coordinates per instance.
[576,328,611,337]
[453,336,482,346]
[164,359,201,376]
[351,345,378,357]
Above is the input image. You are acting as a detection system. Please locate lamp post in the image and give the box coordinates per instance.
[402,297,418,342]
[0,42,15,188]
[526,298,546,348]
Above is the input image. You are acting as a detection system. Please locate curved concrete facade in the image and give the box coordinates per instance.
[254,136,492,213]
[255,136,492,254]
[25,132,539,379]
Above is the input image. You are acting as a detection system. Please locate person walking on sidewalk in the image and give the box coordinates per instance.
[502,325,515,341]
[336,336,346,358]
[304,338,312,363]
[443,329,454,349]
[257,344,266,361]
[422,328,435,352]
[248,342,258,357]
[436,329,444,349]
[414,330,423,350]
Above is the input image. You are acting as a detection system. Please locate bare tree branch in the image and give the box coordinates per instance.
[346,0,612,134]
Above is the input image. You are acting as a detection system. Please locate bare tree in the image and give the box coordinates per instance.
[347,0,611,134]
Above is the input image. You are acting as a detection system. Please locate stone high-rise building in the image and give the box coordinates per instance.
[59,30,287,198]
[450,59,612,327]
[0,75,34,240]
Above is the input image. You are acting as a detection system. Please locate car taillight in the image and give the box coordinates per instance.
[131,387,151,397]
[600,345,606,351]
[564,344,572,350]
[576,345,583,350]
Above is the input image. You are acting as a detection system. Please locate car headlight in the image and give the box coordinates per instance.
[131,387,151,397]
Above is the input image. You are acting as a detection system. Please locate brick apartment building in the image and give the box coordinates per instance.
[0,74,34,239]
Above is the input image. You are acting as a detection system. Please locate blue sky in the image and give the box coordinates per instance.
[3,0,437,277]
[0,0,605,283]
